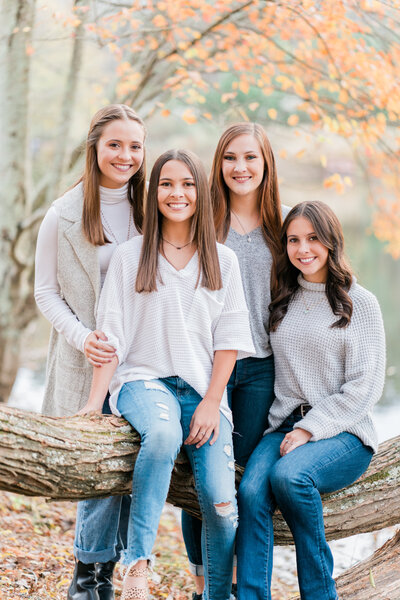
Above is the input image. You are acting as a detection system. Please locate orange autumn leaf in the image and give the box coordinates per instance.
[182,109,197,124]
[152,14,168,28]
[287,114,299,126]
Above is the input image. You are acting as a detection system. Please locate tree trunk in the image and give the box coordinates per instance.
[0,0,37,403]
[0,406,398,545]
[44,0,88,205]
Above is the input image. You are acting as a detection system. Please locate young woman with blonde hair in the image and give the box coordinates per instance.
[35,104,146,600]
[182,122,289,600]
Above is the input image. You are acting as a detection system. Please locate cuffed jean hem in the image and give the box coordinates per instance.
[188,561,205,576]
[74,543,119,564]
[121,552,155,570]
[188,553,237,575]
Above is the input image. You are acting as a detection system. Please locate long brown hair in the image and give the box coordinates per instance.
[210,122,282,259]
[136,149,222,293]
[269,201,353,331]
[81,104,146,245]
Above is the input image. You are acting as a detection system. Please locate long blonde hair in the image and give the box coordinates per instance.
[136,149,222,293]
[210,122,282,260]
[81,104,146,245]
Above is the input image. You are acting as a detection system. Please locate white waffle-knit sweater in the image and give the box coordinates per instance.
[97,236,255,424]
[266,275,386,452]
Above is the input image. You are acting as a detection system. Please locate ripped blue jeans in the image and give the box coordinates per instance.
[117,377,237,600]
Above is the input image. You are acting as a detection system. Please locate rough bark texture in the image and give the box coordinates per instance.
[335,530,400,600]
[0,406,399,545]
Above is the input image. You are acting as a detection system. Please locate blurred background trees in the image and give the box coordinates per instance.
[1,0,399,402]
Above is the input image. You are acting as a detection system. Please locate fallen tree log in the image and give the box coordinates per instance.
[0,406,399,545]
[335,529,400,600]
[290,529,400,600]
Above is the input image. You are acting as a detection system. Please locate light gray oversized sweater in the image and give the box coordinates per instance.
[266,275,386,453]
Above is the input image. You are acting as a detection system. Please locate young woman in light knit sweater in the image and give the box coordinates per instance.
[35,104,146,600]
[236,201,386,600]
[182,123,289,600]
[79,149,255,600]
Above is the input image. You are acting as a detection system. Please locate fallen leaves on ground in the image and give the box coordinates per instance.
[0,491,296,599]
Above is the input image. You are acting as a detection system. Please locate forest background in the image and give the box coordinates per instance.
[0,0,399,598]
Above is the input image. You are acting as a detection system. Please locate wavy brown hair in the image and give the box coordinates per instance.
[269,201,353,331]
[136,149,222,293]
[80,104,146,245]
[210,122,282,261]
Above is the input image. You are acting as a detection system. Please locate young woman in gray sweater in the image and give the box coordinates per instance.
[182,122,288,599]
[236,200,386,600]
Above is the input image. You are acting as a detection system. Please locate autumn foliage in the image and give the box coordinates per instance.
[50,0,400,255]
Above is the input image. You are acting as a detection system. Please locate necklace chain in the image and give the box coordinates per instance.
[300,288,325,314]
[101,205,133,244]
[231,209,254,242]
[162,237,192,250]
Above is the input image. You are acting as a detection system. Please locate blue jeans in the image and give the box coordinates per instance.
[117,377,237,600]
[236,412,373,600]
[74,396,131,563]
[182,355,275,573]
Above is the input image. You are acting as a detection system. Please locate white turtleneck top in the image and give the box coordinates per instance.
[34,183,138,353]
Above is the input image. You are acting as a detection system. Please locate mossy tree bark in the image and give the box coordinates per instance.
[0,406,399,544]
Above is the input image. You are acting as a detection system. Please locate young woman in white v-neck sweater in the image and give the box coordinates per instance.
[79,149,255,600]
[34,104,146,600]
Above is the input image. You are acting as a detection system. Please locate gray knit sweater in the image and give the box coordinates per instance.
[266,275,386,452]
[225,205,290,358]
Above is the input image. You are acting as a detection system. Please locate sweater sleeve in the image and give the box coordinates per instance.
[213,252,255,359]
[294,293,386,441]
[34,206,92,352]
[96,247,128,364]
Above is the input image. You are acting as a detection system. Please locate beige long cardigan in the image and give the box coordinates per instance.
[41,183,101,417]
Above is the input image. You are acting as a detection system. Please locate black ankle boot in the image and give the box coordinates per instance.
[95,561,116,600]
[67,561,100,600]
[191,594,203,600]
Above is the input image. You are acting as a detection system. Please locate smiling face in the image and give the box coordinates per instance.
[157,159,197,225]
[286,216,329,283]
[96,118,145,188]
[221,133,264,202]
